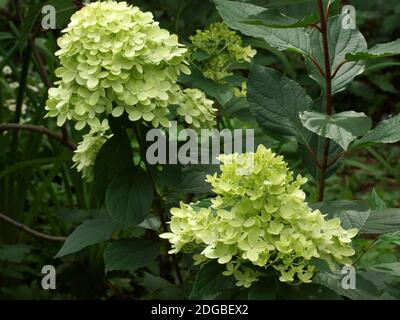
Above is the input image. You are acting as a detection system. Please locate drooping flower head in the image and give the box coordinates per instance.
[161,145,358,287]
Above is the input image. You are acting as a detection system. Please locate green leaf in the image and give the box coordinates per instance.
[368,189,387,210]
[247,276,277,300]
[94,131,133,203]
[351,113,400,149]
[314,270,382,300]
[143,272,174,291]
[346,39,400,61]
[278,282,341,300]
[55,216,120,258]
[367,263,400,277]
[300,111,372,150]
[242,11,319,29]
[138,215,161,231]
[300,98,344,180]
[179,165,218,193]
[247,64,312,142]
[312,200,370,230]
[179,69,233,105]
[190,261,235,299]
[103,239,160,273]
[215,0,310,55]
[361,209,400,234]
[0,244,33,263]
[306,15,367,94]
[105,168,154,226]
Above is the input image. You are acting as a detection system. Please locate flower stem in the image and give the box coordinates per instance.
[317,0,333,202]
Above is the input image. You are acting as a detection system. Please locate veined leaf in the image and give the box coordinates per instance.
[367,263,400,277]
[55,215,121,258]
[105,168,154,226]
[306,15,367,94]
[314,270,383,300]
[103,239,159,273]
[215,0,310,55]
[241,11,319,29]
[368,189,387,210]
[248,64,312,142]
[346,39,400,61]
[312,200,370,230]
[300,111,372,150]
[351,113,400,149]
[247,276,277,300]
[361,209,400,234]
[190,261,235,299]
[93,131,133,203]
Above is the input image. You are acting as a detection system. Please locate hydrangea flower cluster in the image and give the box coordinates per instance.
[160,145,358,288]
[188,22,256,82]
[72,119,112,179]
[177,89,216,128]
[45,1,216,176]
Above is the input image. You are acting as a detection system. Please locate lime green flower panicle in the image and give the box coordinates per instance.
[160,145,358,288]
[45,1,216,177]
[188,22,256,83]
[46,0,190,130]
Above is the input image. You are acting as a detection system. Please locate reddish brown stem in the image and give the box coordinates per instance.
[0,212,66,242]
[331,60,349,79]
[310,56,325,77]
[317,0,334,202]
[307,23,322,33]
[306,144,323,169]
[0,123,76,150]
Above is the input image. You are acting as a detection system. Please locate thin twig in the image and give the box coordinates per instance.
[331,60,349,79]
[30,38,52,88]
[30,32,70,149]
[327,151,346,167]
[307,23,322,33]
[0,123,76,150]
[0,212,66,242]
[310,56,325,77]
[0,8,14,21]
[305,143,323,169]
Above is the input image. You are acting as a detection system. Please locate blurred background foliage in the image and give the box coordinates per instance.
[0,0,399,299]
